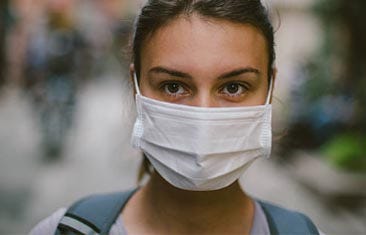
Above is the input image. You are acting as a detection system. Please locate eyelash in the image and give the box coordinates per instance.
[159,81,250,98]
[160,81,188,97]
[219,82,249,97]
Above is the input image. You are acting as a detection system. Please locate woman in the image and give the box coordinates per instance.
[30,0,323,234]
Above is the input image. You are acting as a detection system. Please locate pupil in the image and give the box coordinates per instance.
[227,84,239,93]
[168,83,179,93]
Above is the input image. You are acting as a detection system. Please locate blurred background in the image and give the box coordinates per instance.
[0,0,365,234]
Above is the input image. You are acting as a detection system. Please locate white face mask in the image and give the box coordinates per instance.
[131,73,272,191]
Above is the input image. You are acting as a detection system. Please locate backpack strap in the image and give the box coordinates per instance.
[56,188,137,235]
[258,200,319,235]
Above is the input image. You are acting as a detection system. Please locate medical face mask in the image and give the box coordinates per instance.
[131,74,272,191]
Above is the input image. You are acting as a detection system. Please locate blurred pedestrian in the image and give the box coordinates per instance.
[25,0,90,159]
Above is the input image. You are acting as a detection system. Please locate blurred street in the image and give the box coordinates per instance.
[0,77,365,235]
[0,76,140,234]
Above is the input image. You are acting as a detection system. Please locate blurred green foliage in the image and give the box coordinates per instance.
[285,0,366,172]
[322,134,366,172]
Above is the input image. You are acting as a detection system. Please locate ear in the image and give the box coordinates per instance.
[270,67,277,104]
[129,63,135,82]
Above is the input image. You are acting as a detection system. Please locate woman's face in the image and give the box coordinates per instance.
[136,14,272,107]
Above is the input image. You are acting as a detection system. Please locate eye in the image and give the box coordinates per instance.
[162,82,187,96]
[220,82,248,97]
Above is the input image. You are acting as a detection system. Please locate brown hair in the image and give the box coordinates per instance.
[131,0,276,182]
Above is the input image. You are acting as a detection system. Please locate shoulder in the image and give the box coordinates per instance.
[29,208,66,235]
[50,190,136,234]
[257,200,321,235]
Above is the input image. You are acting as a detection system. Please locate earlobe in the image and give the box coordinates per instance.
[272,67,278,83]
[129,64,135,82]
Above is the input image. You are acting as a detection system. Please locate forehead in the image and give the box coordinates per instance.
[140,14,269,77]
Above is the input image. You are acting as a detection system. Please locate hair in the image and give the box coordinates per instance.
[131,0,276,182]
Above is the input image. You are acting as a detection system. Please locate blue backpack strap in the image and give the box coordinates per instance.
[56,188,137,235]
[258,200,319,235]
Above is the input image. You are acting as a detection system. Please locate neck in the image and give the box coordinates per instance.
[123,172,254,235]
[147,172,248,210]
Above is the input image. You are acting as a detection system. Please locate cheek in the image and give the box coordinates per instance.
[139,77,169,101]
[253,89,268,105]
[240,83,269,106]
[258,81,271,104]
[139,77,155,97]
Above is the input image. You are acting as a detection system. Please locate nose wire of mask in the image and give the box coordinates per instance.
[131,73,273,191]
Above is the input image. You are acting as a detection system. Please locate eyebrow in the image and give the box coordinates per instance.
[148,66,260,80]
[148,67,192,79]
[218,68,260,80]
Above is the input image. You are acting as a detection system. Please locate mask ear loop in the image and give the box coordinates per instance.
[265,77,273,105]
[133,73,141,95]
